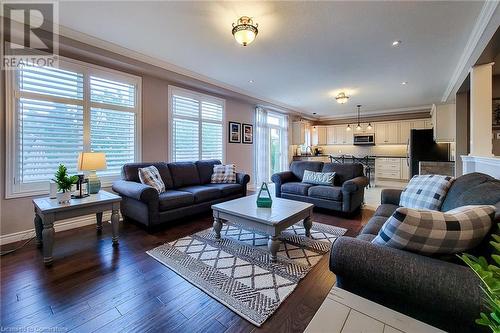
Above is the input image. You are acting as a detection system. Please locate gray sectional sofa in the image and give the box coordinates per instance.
[112,159,250,230]
[271,161,368,213]
[330,172,500,332]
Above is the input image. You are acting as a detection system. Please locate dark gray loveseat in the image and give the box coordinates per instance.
[271,161,368,213]
[112,160,250,231]
[330,172,500,332]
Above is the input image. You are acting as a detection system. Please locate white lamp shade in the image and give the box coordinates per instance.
[77,152,107,171]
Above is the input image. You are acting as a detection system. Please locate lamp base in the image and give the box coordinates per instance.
[87,171,101,194]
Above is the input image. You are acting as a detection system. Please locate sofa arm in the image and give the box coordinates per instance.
[236,173,250,185]
[342,176,369,193]
[112,180,159,203]
[330,237,482,328]
[381,188,402,205]
[271,171,297,197]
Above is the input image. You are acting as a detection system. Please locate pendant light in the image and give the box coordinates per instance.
[356,105,362,131]
[346,124,351,131]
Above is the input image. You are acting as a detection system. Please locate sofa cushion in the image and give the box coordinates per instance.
[290,161,324,180]
[195,160,222,184]
[138,166,166,193]
[361,216,388,235]
[205,183,242,196]
[441,174,500,212]
[122,162,173,188]
[308,185,342,201]
[281,182,313,196]
[178,185,221,203]
[168,162,201,188]
[158,190,194,211]
[399,175,454,211]
[356,234,376,242]
[322,163,364,186]
[373,204,399,218]
[372,205,495,255]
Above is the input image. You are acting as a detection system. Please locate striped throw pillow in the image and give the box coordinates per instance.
[372,205,495,255]
[138,165,166,193]
[399,174,454,211]
[211,164,236,184]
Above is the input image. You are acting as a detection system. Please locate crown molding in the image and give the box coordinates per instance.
[316,105,432,121]
[441,1,499,102]
[56,25,308,116]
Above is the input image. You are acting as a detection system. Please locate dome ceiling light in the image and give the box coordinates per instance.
[335,92,349,104]
[232,16,258,46]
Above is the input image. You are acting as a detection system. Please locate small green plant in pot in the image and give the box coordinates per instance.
[53,164,78,204]
[459,224,500,333]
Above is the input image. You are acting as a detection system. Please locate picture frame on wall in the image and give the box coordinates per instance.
[228,122,241,143]
[242,123,253,144]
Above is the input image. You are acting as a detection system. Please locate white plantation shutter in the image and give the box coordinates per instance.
[170,88,225,162]
[6,59,141,197]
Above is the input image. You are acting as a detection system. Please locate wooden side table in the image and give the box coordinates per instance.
[32,190,121,266]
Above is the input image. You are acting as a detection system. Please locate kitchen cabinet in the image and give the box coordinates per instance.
[399,118,432,144]
[401,158,410,180]
[431,104,455,142]
[312,126,327,145]
[292,121,306,145]
[326,126,335,145]
[324,125,353,145]
[375,157,402,179]
[375,122,400,144]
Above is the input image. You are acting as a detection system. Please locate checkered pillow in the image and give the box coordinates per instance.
[138,166,166,193]
[372,205,495,255]
[211,164,236,184]
[399,175,454,210]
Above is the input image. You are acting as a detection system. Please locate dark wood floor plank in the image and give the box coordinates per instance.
[0,207,371,333]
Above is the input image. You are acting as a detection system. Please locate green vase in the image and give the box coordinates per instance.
[256,182,273,208]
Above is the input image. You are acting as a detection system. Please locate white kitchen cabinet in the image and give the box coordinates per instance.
[292,121,306,145]
[315,126,327,145]
[411,119,427,129]
[374,123,386,144]
[399,121,412,144]
[326,126,335,145]
[400,158,410,180]
[375,122,400,144]
[375,157,402,179]
[329,125,353,145]
[431,104,455,142]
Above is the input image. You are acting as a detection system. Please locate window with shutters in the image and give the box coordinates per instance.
[5,58,141,198]
[168,86,225,162]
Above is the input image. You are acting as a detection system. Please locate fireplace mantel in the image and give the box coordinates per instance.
[461,155,500,179]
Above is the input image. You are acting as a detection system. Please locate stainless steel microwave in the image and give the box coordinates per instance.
[353,134,375,145]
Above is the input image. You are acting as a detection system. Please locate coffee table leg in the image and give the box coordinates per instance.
[111,209,119,246]
[42,215,55,266]
[96,212,103,231]
[268,236,280,262]
[213,218,223,240]
[34,213,43,248]
[304,216,313,237]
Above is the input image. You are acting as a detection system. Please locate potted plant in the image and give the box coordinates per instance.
[459,224,500,332]
[52,164,78,204]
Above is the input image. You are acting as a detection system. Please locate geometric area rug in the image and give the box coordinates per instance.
[147,221,347,326]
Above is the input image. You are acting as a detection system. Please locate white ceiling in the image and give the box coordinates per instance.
[58,1,485,118]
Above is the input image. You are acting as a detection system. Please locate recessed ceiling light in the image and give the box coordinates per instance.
[248,80,254,83]
[312,112,317,115]
[392,40,402,47]
[401,81,408,85]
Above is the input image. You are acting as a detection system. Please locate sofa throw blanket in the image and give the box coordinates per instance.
[399,174,454,210]
[302,170,335,186]
[138,165,166,193]
[372,205,495,255]
[211,164,236,184]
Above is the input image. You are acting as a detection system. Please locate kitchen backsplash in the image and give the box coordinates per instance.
[315,144,408,157]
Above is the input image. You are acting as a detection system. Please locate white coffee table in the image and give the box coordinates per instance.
[211,195,314,262]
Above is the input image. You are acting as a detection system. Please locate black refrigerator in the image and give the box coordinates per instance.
[408,129,450,177]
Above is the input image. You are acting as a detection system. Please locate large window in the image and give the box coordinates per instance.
[6,58,141,198]
[168,86,225,162]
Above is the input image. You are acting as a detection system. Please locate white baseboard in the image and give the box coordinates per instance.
[0,212,114,246]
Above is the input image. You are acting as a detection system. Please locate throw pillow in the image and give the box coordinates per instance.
[138,165,166,193]
[372,205,495,255]
[302,170,336,186]
[211,164,236,184]
[399,174,454,210]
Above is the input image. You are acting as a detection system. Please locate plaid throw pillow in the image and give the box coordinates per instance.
[138,166,166,193]
[211,164,236,184]
[372,205,495,255]
[399,175,454,210]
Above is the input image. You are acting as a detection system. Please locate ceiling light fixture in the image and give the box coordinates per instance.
[346,124,351,131]
[392,40,402,47]
[367,122,373,131]
[401,81,408,85]
[356,104,362,131]
[248,80,254,83]
[232,16,258,46]
[335,92,349,104]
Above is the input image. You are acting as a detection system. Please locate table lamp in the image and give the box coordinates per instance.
[77,152,107,194]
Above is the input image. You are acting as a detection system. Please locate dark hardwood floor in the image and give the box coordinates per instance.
[0,206,373,333]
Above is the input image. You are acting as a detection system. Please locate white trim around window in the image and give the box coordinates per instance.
[167,86,226,163]
[5,56,142,199]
